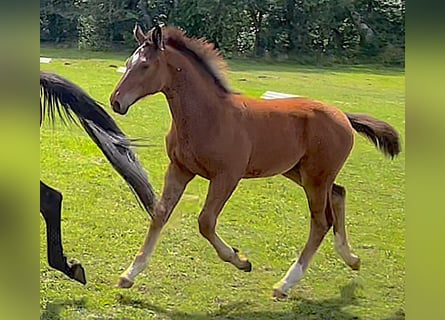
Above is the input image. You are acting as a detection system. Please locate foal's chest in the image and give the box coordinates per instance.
[167,134,216,179]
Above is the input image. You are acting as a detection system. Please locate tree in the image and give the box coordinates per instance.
[40,0,405,64]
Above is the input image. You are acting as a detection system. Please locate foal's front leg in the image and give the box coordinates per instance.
[198,176,252,271]
[117,162,194,288]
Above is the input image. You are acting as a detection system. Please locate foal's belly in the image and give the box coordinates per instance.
[243,142,304,178]
[239,112,306,178]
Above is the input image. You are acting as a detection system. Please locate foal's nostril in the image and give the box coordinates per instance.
[112,101,121,112]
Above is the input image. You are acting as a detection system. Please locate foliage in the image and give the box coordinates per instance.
[40,0,404,64]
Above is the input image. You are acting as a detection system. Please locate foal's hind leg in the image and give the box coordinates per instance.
[198,175,252,271]
[40,181,86,284]
[117,162,194,288]
[273,172,333,298]
[332,184,360,270]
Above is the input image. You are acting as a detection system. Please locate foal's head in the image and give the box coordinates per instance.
[110,25,168,115]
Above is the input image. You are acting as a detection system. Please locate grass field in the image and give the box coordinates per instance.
[40,47,405,320]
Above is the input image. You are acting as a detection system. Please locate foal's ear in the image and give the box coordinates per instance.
[152,25,165,51]
[133,24,146,45]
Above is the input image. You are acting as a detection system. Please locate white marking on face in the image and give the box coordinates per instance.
[131,50,140,66]
[127,45,144,68]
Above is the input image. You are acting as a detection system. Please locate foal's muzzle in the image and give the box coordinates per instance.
[111,100,122,114]
[110,92,127,115]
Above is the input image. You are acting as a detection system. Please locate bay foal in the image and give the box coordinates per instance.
[110,25,400,298]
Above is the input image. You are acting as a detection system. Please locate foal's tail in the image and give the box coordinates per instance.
[345,113,401,159]
[40,71,156,217]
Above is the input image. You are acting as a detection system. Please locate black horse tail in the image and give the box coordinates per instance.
[345,112,401,159]
[40,71,156,217]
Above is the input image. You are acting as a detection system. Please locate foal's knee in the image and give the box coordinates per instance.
[311,206,332,234]
[309,204,329,223]
[198,215,215,239]
[152,202,169,227]
[318,216,332,233]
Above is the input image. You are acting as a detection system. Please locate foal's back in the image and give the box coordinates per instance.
[232,95,351,126]
[229,95,355,179]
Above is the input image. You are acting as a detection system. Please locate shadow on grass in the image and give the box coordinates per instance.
[115,280,402,320]
[40,297,87,320]
[40,281,404,320]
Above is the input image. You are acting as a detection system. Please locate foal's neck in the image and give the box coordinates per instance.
[161,50,229,135]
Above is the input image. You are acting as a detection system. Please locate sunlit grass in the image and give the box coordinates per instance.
[40,47,405,320]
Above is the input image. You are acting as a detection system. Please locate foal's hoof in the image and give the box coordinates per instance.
[231,247,252,272]
[116,276,134,289]
[68,260,86,285]
[272,288,288,300]
[349,257,361,271]
[240,260,252,272]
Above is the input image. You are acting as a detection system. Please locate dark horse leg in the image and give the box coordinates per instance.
[40,181,86,284]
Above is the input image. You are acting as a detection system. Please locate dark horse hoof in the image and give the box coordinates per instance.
[68,260,87,284]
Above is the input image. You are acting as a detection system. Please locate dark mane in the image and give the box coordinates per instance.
[162,27,232,94]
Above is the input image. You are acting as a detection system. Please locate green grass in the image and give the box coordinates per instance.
[40,47,405,320]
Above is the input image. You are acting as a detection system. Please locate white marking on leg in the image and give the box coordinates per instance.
[121,257,149,281]
[120,225,162,282]
[273,261,305,294]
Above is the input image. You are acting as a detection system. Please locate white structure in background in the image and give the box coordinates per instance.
[261,91,299,99]
[40,57,52,64]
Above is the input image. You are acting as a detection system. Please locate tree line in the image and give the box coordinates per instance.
[40,0,405,65]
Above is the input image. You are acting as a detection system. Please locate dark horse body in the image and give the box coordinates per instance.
[40,71,156,284]
[109,25,401,298]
